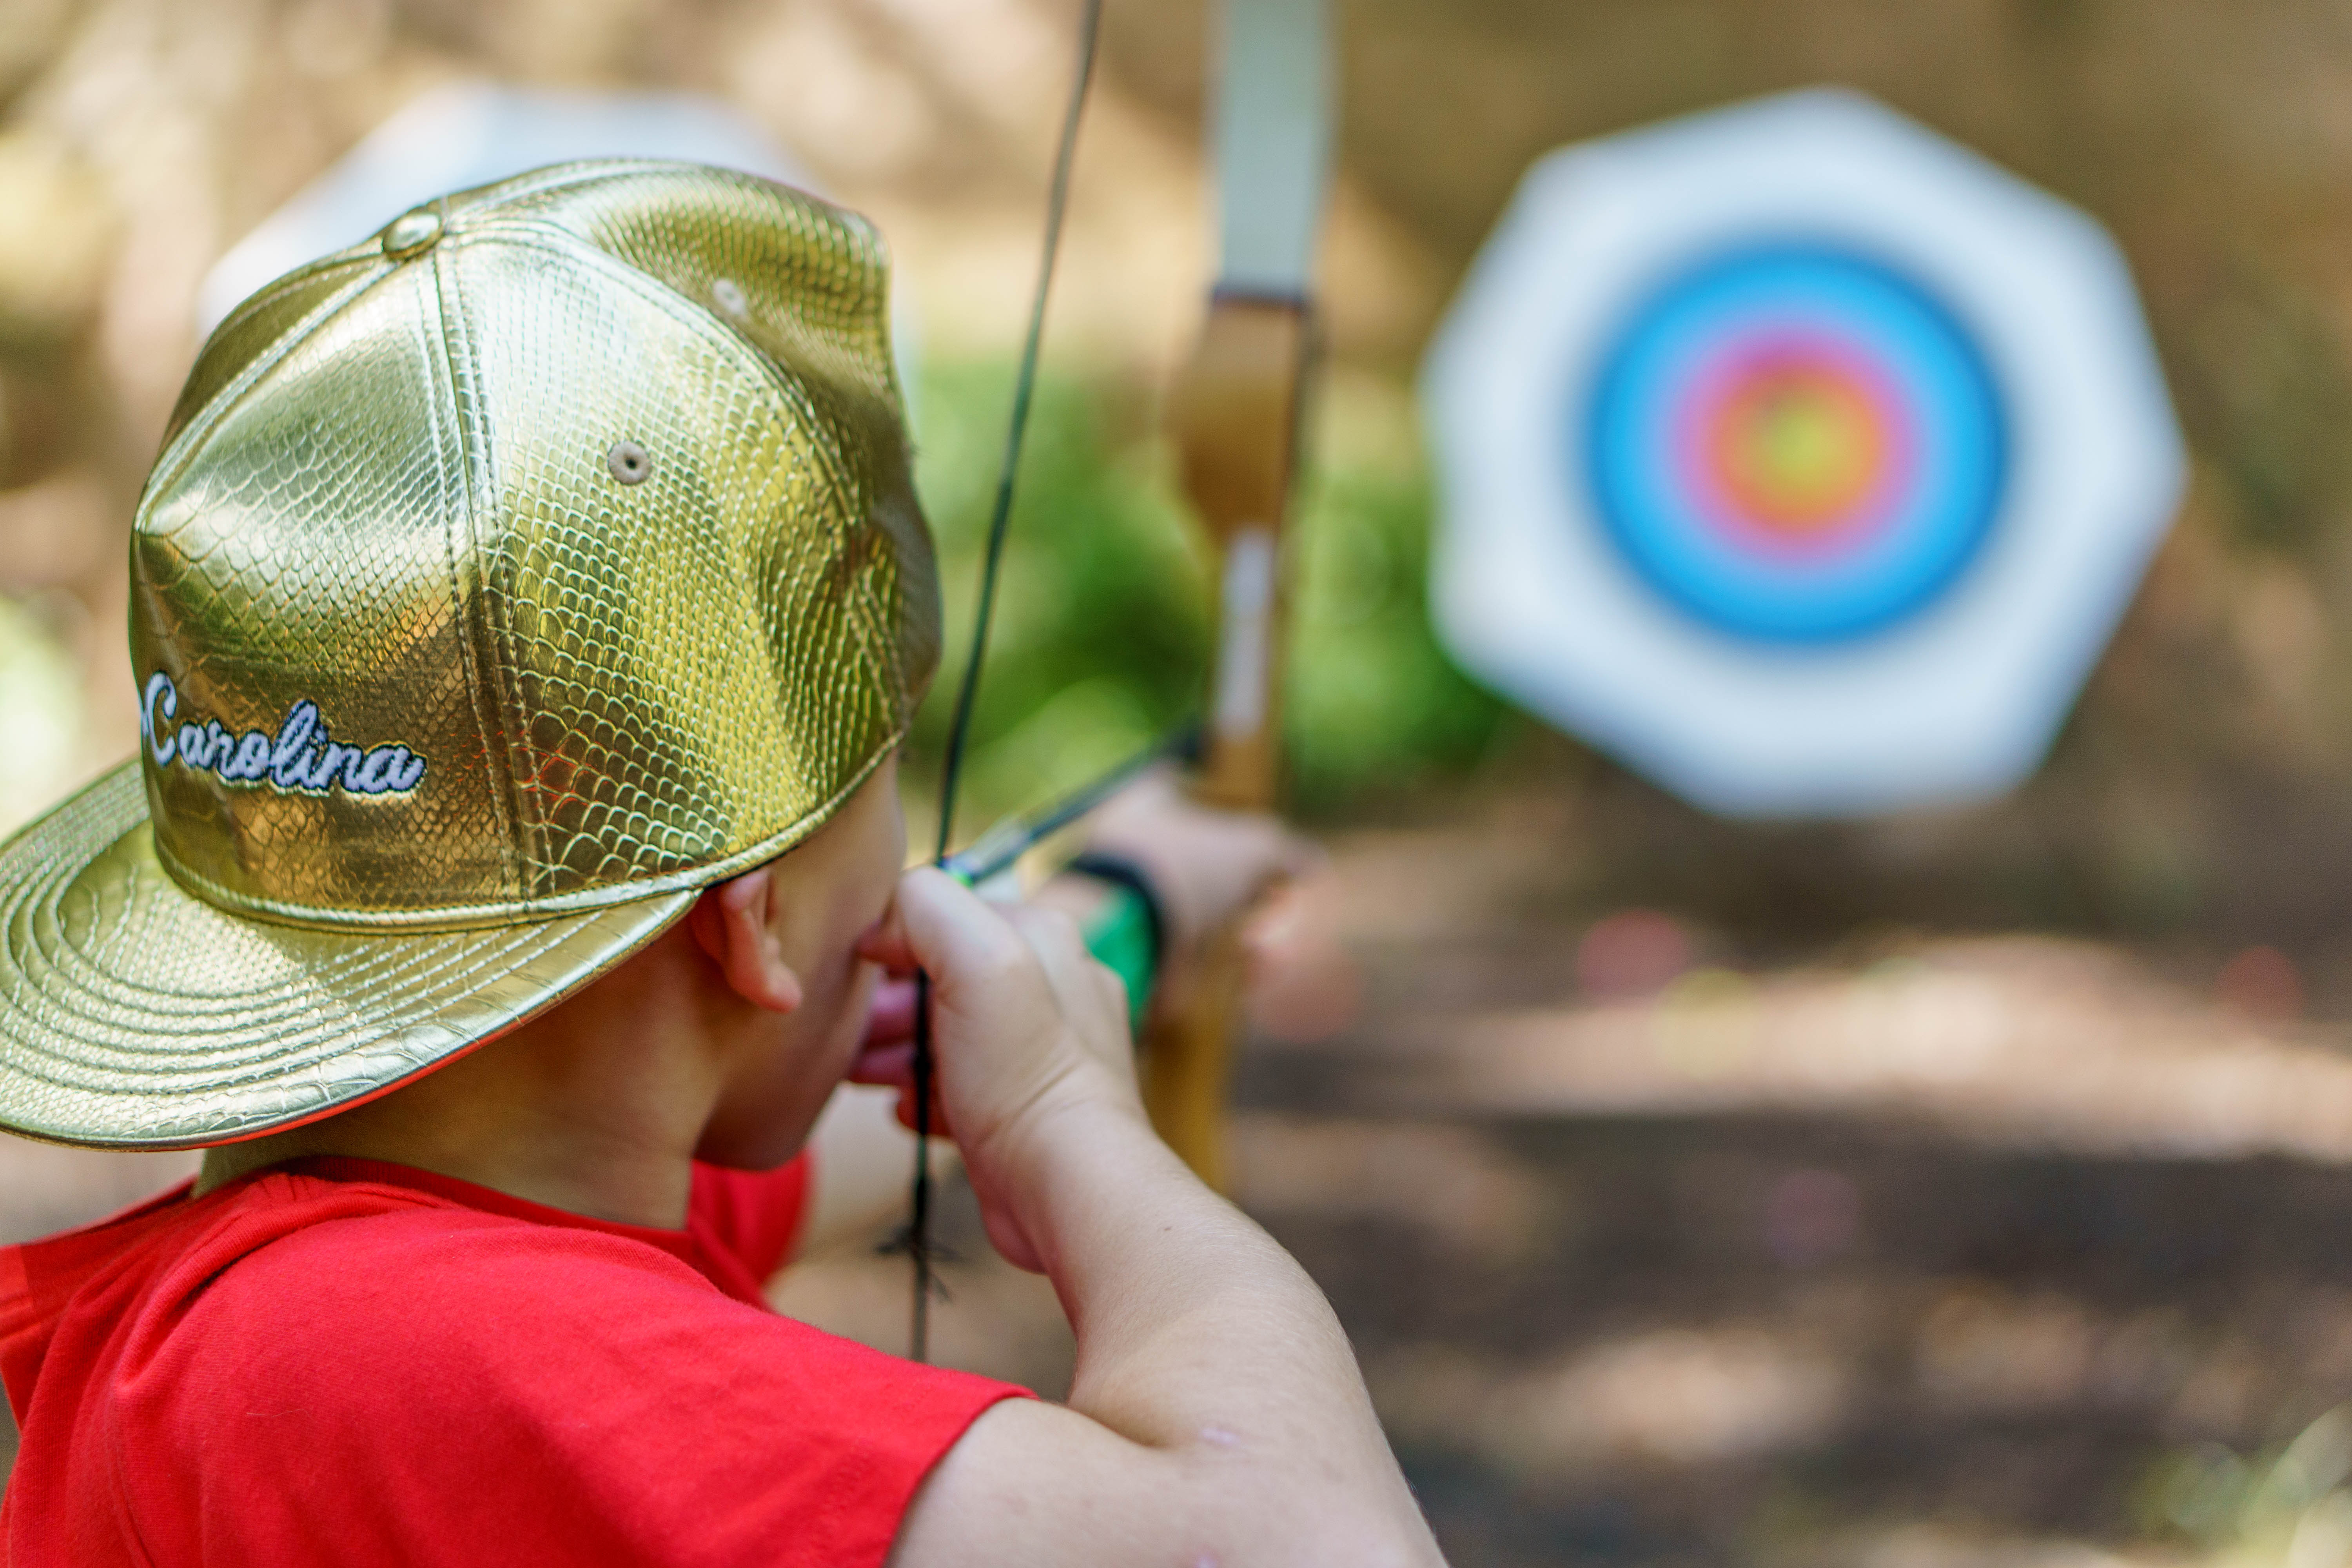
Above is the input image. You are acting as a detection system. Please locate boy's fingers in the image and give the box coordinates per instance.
[847,1041,915,1087]
[1004,906,1106,996]
[1002,904,1087,972]
[846,1041,954,1137]
[863,977,917,1047]
[853,907,916,974]
[892,867,1033,993]
[895,1095,951,1138]
[1275,829,1325,882]
[1234,820,1320,899]
[1003,907,1112,1010]
[856,869,1025,988]
[1000,907,1134,1071]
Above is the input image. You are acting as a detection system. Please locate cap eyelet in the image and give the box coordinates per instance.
[711,278,749,318]
[381,205,444,260]
[607,441,652,485]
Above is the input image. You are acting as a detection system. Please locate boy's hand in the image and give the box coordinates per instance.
[850,868,1143,1272]
[1080,768,1318,959]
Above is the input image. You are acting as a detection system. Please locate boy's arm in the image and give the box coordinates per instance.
[862,871,1444,1568]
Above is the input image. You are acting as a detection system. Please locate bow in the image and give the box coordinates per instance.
[1140,0,1334,1191]
[907,0,1333,1352]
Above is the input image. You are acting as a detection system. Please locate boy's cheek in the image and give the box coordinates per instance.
[804,956,885,1087]
[838,960,884,1054]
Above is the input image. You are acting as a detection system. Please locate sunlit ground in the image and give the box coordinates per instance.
[11,804,2352,1566]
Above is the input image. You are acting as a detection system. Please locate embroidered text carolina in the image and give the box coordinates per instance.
[141,673,427,797]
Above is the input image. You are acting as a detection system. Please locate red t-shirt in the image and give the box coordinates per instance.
[0,1156,1024,1566]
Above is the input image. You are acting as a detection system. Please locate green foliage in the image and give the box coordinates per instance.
[2138,1405,2352,1566]
[2175,268,2352,552]
[906,361,1209,840]
[1285,454,1511,813]
[904,357,1508,838]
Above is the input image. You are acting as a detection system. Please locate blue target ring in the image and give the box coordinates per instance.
[1582,243,2009,644]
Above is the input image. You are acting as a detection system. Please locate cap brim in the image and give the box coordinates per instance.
[0,764,694,1149]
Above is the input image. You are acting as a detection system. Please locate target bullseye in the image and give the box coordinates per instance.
[1586,245,2007,644]
[1700,345,1898,542]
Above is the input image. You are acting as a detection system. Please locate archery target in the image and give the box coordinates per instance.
[1423,89,2186,818]
[1586,245,2007,643]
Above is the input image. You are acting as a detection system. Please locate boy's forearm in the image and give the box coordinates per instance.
[1008,1098,1434,1545]
[877,871,1434,1563]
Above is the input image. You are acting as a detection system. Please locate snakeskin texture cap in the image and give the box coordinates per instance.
[0,160,939,1148]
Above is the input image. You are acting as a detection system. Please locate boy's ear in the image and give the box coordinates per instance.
[686,868,806,1014]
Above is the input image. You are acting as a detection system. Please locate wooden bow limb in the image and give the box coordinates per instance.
[1143,292,1315,1192]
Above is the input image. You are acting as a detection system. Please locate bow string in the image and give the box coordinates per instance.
[908,0,1102,1363]
[906,0,1334,1357]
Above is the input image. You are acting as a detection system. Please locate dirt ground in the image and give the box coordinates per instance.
[7,804,2352,1566]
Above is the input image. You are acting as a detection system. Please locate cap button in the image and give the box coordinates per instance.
[381,206,444,261]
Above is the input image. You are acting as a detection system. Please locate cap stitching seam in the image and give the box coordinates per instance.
[437,237,544,904]
[428,237,528,906]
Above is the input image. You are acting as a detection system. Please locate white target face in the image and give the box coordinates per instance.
[1423,90,2185,818]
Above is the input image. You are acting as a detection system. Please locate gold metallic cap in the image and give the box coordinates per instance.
[0,160,939,1148]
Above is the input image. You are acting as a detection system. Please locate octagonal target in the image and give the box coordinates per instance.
[1424,90,2186,817]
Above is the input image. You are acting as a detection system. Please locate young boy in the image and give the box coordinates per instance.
[0,162,1443,1564]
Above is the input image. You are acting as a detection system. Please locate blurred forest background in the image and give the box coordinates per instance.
[15,1,2352,1563]
[13,0,2352,954]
